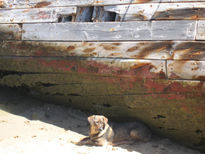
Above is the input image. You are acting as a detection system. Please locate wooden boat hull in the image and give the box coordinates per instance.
[0,0,205,151]
[0,42,204,151]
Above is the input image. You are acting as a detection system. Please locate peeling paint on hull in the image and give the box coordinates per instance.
[0,55,204,151]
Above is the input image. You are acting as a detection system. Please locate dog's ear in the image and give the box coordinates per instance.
[103,116,108,124]
[88,115,95,125]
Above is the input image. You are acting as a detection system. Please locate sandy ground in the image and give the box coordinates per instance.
[0,87,203,154]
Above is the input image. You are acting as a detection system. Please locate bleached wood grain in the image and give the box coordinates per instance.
[22,21,196,41]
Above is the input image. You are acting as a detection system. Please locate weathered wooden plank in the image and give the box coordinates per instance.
[105,3,205,21]
[98,41,205,60]
[0,24,21,40]
[167,60,205,80]
[22,22,151,41]
[1,41,205,60]
[2,0,205,8]
[1,72,204,95]
[1,3,203,23]
[0,57,166,79]
[0,7,76,23]
[196,20,205,40]
[0,41,99,57]
[152,20,196,40]
[22,21,196,41]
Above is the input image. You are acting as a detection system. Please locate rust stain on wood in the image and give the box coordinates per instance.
[127,46,139,52]
[83,47,96,53]
[109,53,122,56]
[153,8,205,20]
[138,42,173,59]
[195,76,205,80]
[133,0,152,3]
[67,45,75,51]
[111,43,121,46]
[100,44,119,51]
[174,42,205,60]
[33,1,51,8]
[132,13,147,20]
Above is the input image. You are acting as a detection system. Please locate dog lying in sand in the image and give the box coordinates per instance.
[74,115,151,146]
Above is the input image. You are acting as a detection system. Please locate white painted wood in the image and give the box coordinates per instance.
[22,21,196,41]
[0,7,76,23]
[105,3,205,21]
[167,60,205,80]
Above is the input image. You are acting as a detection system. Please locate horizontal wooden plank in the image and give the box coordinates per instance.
[0,24,21,40]
[0,57,166,79]
[167,60,205,80]
[1,41,205,60]
[0,3,204,23]
[0,7,76,23]
[2,0,205,8]
[22,21,196,41]
[1,3,204,23]
[105,3,205,21]
[0,73,204,95]
[0,41,99,57]
[99,41,205,60]
[22,22,151,41]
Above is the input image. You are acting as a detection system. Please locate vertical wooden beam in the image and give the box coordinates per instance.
[75,7,94,22]
[92,6,116,22]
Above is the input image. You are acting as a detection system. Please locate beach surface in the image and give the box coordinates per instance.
[0,87,202,154]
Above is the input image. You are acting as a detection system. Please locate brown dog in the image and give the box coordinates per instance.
[75,115,151,146]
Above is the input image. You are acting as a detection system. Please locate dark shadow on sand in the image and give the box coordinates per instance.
[0,86,203,154]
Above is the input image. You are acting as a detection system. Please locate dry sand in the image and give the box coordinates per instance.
[0,87,203,154]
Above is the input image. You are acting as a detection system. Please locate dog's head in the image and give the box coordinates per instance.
[88,115,108,136]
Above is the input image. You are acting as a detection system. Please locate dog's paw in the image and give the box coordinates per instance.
[71,137,93,146]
